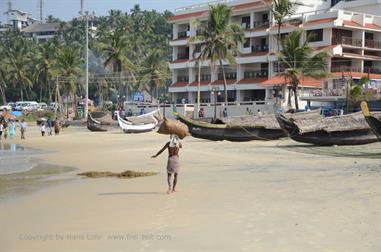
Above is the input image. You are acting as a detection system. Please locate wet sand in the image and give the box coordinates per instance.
[0,126,381,252]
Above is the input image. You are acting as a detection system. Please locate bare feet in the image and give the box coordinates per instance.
[167,188,172,194]
[171,189,176,193]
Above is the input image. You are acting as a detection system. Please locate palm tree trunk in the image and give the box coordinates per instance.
[0,85,6,104]
[20,88,23,101]
[293,81,299,110]
[277,23,281,73]
[219,59,228,106]
[287,86,291,107]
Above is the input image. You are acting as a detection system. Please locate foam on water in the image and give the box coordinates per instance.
[0,143,43,175]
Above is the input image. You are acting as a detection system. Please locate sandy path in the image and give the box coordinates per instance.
[1,126,381,252]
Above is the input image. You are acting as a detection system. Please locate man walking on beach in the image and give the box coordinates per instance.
[20,120,27,140]
[152,134,182,194]
[0,122,3,141]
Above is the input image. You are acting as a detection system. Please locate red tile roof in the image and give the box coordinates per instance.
[343,20,363,28]
[189,80,210,86]
[304,18,336,26]
[270,23,300,31]
[364,23,381,30]
[261,75,322,87]
[168,10,207,22]
[237,78,268,84]
[170,82,189,88]
[211,79,236,85]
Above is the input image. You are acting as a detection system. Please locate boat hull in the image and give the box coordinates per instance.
[87,112,118,132]
[364,115,381,140]
[177,115,286,142]
[277,115,378,146]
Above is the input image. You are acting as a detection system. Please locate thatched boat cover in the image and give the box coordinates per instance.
[282,109,322,120]
[291,112,371,134]
[221,114,281,129]
[89,112,115,125]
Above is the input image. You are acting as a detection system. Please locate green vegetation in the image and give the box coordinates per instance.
[0,5,173,107]
[191,4,244,106]
[278,29,329,109]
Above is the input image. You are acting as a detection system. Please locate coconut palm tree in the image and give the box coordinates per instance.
[55,47,84,117]
[265,0,300,71]
[4,31,34,101]
[140,48,170,102]
[191,4,244,106]
[278,29,329,109]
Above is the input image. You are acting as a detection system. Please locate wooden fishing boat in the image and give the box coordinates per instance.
[360,101,381,140]
[87,111,118,132]
[117,114,158,133]
[176,113,286,142]
[277,111,378,146]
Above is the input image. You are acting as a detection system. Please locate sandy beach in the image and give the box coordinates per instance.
[1,126,381,252]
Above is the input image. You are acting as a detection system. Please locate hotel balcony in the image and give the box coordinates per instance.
[194,74,212,82]
[251,44,269,53]
[178,31,189,39]
[177,75,189,83]
[177,53,189,60]
[253,20,270,29]
[218,72,237,81]
[365,39,381,50]
[244,70,268,79]
[335,36,363,47]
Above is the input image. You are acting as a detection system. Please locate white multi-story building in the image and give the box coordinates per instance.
[168,0,381,115]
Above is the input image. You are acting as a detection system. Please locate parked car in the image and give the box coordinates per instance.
[23,102,39,112]
[38,102,48,111]
[0,103,12,111]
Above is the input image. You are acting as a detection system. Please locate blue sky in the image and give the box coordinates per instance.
[1,0,206,23]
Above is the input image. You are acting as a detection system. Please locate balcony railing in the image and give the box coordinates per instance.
[304,88,346,97]
[177,53,189,60]
[251,44,269,53]
[178,31,189,39]
[331,66,362,73]
[363,67,381,74]
[244,70,268,79]
[194,74,211,81]
[177,76,189,82]
[336,36,363,47]
[365,39,381,49]
[218,73,237,80]
[241,22,250,30]
[253,20,270,29]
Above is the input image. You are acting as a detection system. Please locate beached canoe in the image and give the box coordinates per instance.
[87,111,118,132]
[176,113,286,142]
[117,114,158,133]
[360,101,381,140]
[277,111,378,146]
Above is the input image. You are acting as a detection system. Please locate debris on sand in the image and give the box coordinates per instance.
[78,170,159,179]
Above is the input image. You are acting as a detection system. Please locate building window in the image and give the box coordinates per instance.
[194,44,201,53]
[243,38,250,48]
[307,29,323,42]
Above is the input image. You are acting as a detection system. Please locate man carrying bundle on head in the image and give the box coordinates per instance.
[152,134,182,194]
[153,117,189,194]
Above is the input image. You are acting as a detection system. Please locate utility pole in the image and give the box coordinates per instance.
[80,10,96,120]
[38,0,43,21]
[80,0,84,15]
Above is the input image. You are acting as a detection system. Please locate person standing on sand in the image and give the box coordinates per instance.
[47,118,53,136]
[9,120,16,139]
[40,123,46,137]
[54,118,60,135]
[20,120,27,140]
[152,134,182,194]
[0,122,3,141]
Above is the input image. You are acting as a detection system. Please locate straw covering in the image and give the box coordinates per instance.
[288,111,377,134]
[221,114,282,129]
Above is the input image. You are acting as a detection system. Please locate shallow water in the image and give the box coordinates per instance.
[277,141,381,159]
[0,143,76,200]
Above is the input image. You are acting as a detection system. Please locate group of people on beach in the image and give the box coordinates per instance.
[0,119,26,141]
[0,115,61,141]
[39,118,61,137]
